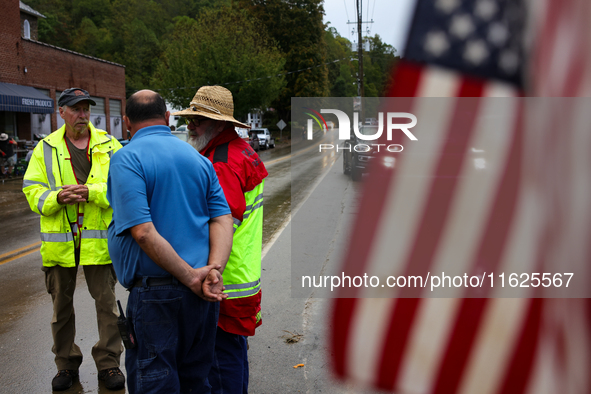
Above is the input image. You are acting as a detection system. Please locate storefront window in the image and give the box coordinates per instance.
[0,111,16,137]
[90,96,105,128]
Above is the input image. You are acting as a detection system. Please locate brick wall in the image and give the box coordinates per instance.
[19,39,126,132]
[0,0,23,83]
[0,0,126,135]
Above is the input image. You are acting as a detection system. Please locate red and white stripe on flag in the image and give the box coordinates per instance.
[330,0,591,387]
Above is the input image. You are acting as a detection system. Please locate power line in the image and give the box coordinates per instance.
[348,0,356,40]
[366,0,370,34]
[370,0,377,35]
[343,0,350,23]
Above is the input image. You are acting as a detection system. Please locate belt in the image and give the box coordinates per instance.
[132,277,176,288]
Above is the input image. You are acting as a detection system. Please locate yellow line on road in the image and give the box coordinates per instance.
[0,241,42,265]
[0,246,41,265]
[0,241,41,260]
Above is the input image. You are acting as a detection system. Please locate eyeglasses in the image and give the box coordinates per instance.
[185,117,208,127]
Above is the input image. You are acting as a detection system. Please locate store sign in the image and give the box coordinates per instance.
[21,98,53,108]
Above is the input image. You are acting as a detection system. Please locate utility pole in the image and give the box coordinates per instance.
[357,0,364,98]
[347,0,373,98]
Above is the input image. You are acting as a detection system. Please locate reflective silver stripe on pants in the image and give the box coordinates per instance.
[43,142,57,190]
[81,230,109,239]
[225,286,261,299]
[23,179,49,189]
[225,278,261,290]
[40,232,74,242]
[37,190,52,215]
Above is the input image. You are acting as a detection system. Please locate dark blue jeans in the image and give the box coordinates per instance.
[125,278,219,394]
[209,327,249,394]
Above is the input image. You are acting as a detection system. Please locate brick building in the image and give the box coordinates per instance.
[0,0,126,143]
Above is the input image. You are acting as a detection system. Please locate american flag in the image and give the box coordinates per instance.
[330,0,591,393]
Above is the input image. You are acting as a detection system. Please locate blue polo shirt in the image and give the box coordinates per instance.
[107,125,230,288]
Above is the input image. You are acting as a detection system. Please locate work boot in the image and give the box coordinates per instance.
[52,369,79,391]
[98,367,125,390]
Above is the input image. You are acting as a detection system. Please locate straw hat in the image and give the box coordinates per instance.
[172,86,250,129]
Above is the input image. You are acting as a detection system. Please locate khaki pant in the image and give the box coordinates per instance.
[43,264,123,371]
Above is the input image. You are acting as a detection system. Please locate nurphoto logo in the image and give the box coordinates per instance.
[304,108,418,153]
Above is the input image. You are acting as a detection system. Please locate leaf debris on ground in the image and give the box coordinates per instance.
[282,330,303,344]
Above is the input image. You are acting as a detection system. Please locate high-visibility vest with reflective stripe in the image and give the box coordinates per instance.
[223,180,265,300]
[22,123,121,267]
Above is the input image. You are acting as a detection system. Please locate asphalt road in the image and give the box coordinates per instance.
[0,130,381,393]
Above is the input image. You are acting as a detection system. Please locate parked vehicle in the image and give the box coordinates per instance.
[342,125,379,182]
[236,127,250,142]
[251,128,275,149]
[172,130,189,143]
[248,131,260,152]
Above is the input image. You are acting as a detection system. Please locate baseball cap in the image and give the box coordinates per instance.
[58,88,97,107]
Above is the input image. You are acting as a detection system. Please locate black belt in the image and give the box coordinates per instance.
[132,277,176,288]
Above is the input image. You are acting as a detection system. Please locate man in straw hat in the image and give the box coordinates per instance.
[107,89,233,393]
[174,86,268,394]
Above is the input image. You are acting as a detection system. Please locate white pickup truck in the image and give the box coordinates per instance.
[252,128,275,149]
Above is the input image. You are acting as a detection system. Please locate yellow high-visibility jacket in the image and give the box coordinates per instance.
[22,123,122,267]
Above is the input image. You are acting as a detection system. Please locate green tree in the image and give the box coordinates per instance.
[325,27,356,97]
[29,0,75,49]
[364,34,399,96]
[104,0,174,93]
[104,0,231,93]
[116,18,162,93]
[237,0,329,119]
[72,18,112,58]
[71,0,112,28]
[159,0,231,20]
[153,8,285,118]
[28,0,233,95]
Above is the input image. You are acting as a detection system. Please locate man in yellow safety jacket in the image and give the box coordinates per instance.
[22,88,124,392]
[174,86,268,394]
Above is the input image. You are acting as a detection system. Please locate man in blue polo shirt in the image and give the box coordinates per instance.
[107,90,233,393]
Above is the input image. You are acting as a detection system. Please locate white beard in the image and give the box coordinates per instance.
[189,131,215,152]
